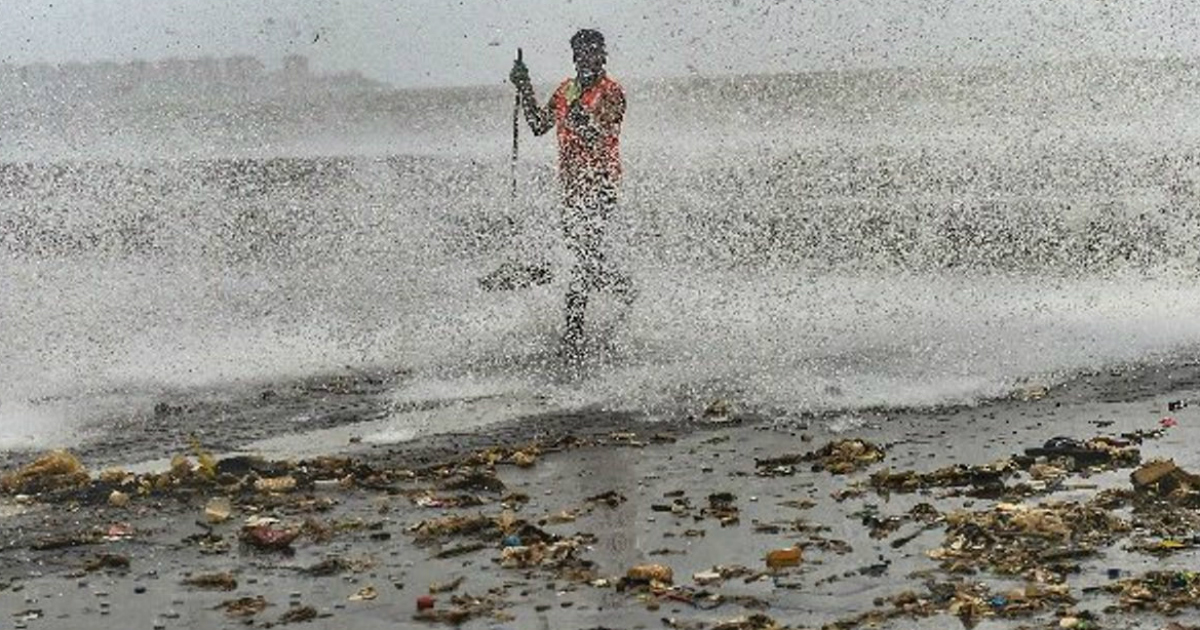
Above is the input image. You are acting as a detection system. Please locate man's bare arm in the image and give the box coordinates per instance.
[517,83,554,136]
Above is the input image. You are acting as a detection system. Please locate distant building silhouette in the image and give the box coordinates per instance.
[282,55,310,79]
[0,55,384,104]
[223,56,267,83]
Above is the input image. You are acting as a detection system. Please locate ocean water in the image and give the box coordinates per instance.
[5,58,1200,452]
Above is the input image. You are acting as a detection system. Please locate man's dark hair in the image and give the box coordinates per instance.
[570,29,606,53]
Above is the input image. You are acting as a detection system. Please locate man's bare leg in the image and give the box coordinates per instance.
[562,288,588,357]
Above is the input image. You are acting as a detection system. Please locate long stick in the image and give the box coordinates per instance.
[511,48,522,200]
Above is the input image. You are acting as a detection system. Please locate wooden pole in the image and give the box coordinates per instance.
[511,48,522,200]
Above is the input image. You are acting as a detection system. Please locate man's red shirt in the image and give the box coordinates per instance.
[549,75,625,192]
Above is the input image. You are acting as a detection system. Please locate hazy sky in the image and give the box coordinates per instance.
[2,0,1199,88]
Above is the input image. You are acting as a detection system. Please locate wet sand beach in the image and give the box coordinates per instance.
[4,359,1200,630]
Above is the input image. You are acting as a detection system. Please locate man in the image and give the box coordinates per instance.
[509,28,633,353]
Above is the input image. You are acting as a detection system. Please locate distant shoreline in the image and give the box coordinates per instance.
[3,53,1199,98]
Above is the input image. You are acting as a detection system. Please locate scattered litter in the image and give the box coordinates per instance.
[693,570,723,585]
[1028,463,1068,482]
[410,515,498,544]
[1131,459,1200,494]
[1025,435,1140,470]
[84,553,129,573]
[300,556,359,577]
[189,436,217,480]
[347,585,377,601]
[1129,538,1196,555]
[1017,384,1049,401]
[825,580,1074,629]
[412,493,485,509]
[702,492,739,526]
[764,547,802,570]
[510,449,537,468]
[255,476,297,493]
[9,399,1199,630]
[1,450,89,495]
[428,576,464,593]
[218,595,268,618]
[182,572,237,591]
[870,459,1016,497]
[107,490,129,507]
[585,490,627,507]
[103,522,135,541]
[499,539,586,572]
[756,439,885,476]
[434,542,487,559]
[663,615,782,630]
[703,399,732,421]
[32,531,99,551]
[710,613,783,630]
[927,501,1129,581]
[440,470,506,494]
[1104,571,1200,615]
[182,530,229,555]
[412,592,510,625]
[276,605,318,624]
[543,509,578,524]
[625,563,674,585]
[241,520,300,551]
[204,497,232,524]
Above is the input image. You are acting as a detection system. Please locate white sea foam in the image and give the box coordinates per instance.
[6,61,1200,448]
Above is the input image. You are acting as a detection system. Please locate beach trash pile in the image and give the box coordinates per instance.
[2,416,1199,629]
[0,449,89,495]
[755,438,886,476]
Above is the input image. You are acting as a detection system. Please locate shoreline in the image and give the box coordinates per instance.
[3,360,1200,629]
